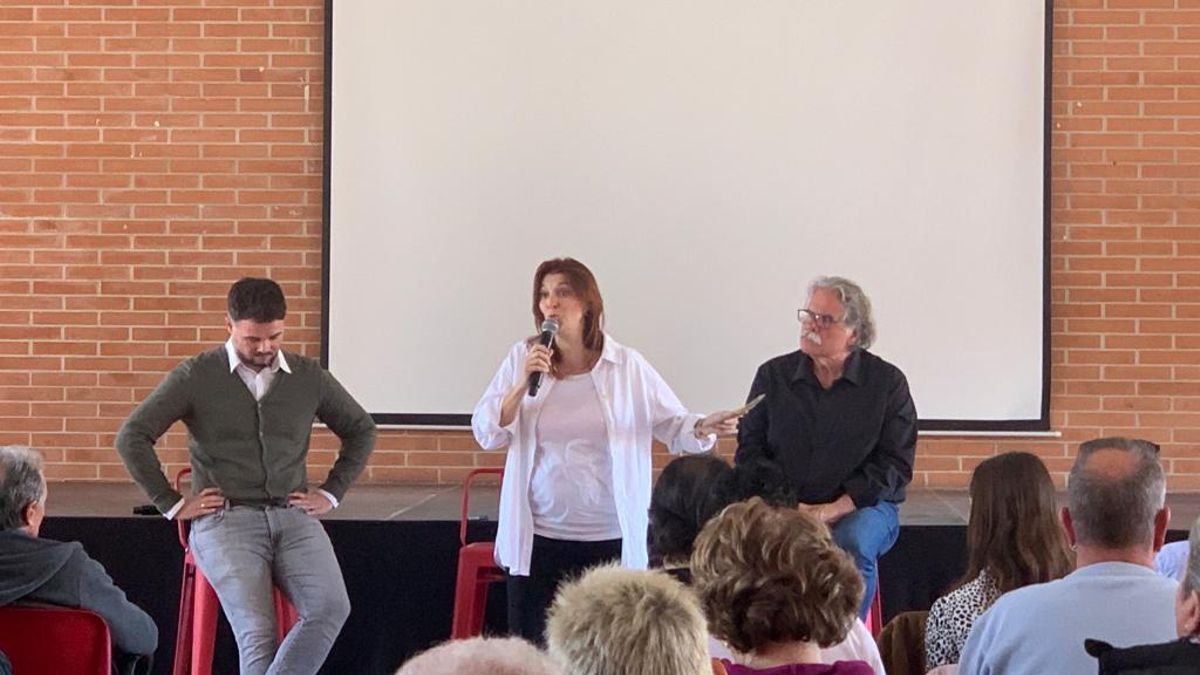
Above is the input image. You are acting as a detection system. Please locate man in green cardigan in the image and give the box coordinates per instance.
[116,278,377,675]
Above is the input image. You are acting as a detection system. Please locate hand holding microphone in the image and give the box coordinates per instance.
[526,318,559,396]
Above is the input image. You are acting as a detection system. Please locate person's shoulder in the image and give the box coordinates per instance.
[833,661,878,675]
[858,349,906,379]
[173,346,226,376]
[972,580,1042,624]
[0,532,80,558]
[756,349,802,375]
[280,350,321,373]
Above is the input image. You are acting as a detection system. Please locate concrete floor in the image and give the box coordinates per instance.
[42,481,1200,530]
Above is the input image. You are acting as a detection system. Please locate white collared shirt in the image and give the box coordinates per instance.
[472,334,715,575]
[225,338,291,400]
[163,342,333,519]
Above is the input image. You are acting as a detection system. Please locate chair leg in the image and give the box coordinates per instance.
[468,571,491,637]
[173,561,197,675]
[450,555,477,639]
[868,585,883,636]
[273,587,299,638]
[192,570,220,675]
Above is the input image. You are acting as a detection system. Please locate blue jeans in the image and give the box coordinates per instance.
[190,506,350,675]
[830,500,900,619]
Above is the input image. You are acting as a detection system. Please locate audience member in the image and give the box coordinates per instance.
[396,636,561,675]
[1086,512,1200,673]
[0,445,157,673]
[692,497,873,675]
[1155,540,1190,583]
[649,455,886,674]
[924,452,1073,669]
[546,564,710,675]
[958,437,1178,675]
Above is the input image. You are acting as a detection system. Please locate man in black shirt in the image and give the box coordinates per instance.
[735,276,917,617]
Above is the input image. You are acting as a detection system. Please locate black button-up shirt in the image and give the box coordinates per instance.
[734,348,917,506]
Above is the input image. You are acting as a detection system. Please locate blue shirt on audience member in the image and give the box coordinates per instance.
[958,561,1177,675]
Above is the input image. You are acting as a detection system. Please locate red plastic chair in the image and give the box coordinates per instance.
[0,605,112,675]
[172,469,299,675]
[450,467,505,639]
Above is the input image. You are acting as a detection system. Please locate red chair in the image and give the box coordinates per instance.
[0,605,112,675]
[172,469,299,675]
[865,583,884,636]
[450,467,505,639]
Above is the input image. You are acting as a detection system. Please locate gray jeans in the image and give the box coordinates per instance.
[190,506,350,675]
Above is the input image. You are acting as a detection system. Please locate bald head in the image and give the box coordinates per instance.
[1067,437,1165,550]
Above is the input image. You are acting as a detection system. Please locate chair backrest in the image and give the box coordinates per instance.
[0,605,112,675]
[459,468,503,546]
[877,610,929,675]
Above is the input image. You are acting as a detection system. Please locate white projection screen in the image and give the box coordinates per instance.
[323,0,1050,430]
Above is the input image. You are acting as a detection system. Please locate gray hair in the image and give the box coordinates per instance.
[808,276,876,350]
[546,565,709,675]
[1184,515,1200,596]
[397,636,562,675]
[0,446,46,531]
[1067,437,1165,550]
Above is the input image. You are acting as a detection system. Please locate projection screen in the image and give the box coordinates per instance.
[324,0,1050,430]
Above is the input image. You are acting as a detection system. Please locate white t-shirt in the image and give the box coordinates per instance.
[529,372,621,541]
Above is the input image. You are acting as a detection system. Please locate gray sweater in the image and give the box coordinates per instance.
[116,347,377,513]
[0,530,158,656]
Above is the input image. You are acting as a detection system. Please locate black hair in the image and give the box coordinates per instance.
[649,454,797,565]
[227,277,287,323]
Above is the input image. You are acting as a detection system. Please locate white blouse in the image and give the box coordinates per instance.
[472,334,714,576]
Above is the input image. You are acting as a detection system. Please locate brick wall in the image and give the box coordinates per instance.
[1,0,1198,490]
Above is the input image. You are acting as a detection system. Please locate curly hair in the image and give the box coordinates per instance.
[690,497,862,654]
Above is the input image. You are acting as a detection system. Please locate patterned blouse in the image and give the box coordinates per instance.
[924,570,1001,670]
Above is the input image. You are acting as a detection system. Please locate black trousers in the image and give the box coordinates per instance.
[506,535,622,644]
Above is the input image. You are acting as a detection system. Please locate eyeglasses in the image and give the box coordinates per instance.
[797,308,844,330]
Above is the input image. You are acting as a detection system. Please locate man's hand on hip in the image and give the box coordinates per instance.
[176,487,225,521]
[288,489,334,516]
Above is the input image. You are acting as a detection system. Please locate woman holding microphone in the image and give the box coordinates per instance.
[472,257,740,642]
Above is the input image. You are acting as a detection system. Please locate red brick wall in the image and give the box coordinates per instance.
[1,0,1198,490]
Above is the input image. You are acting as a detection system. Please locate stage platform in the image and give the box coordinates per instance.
[35,484,1200,675]
[43,480,1200,527]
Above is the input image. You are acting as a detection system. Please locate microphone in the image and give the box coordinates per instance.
[528,317,559,397]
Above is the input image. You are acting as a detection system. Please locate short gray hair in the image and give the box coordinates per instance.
[1067,437,1164,549]
[808,276,876,350]
[1184,515,1200,596]
[397,636,561,675]
[546,565,709,675]
[0,446,46,531]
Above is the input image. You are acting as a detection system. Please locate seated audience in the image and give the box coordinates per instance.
[1155,540,1190,582]
[649,454,886,674]
[924,452,1073,669]
[1086,512,1200,674]
[546,564,710,675]
[0,446,157,672]
[691,497,873,675]
[958,437,1178,675]
[396,636,561,675]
